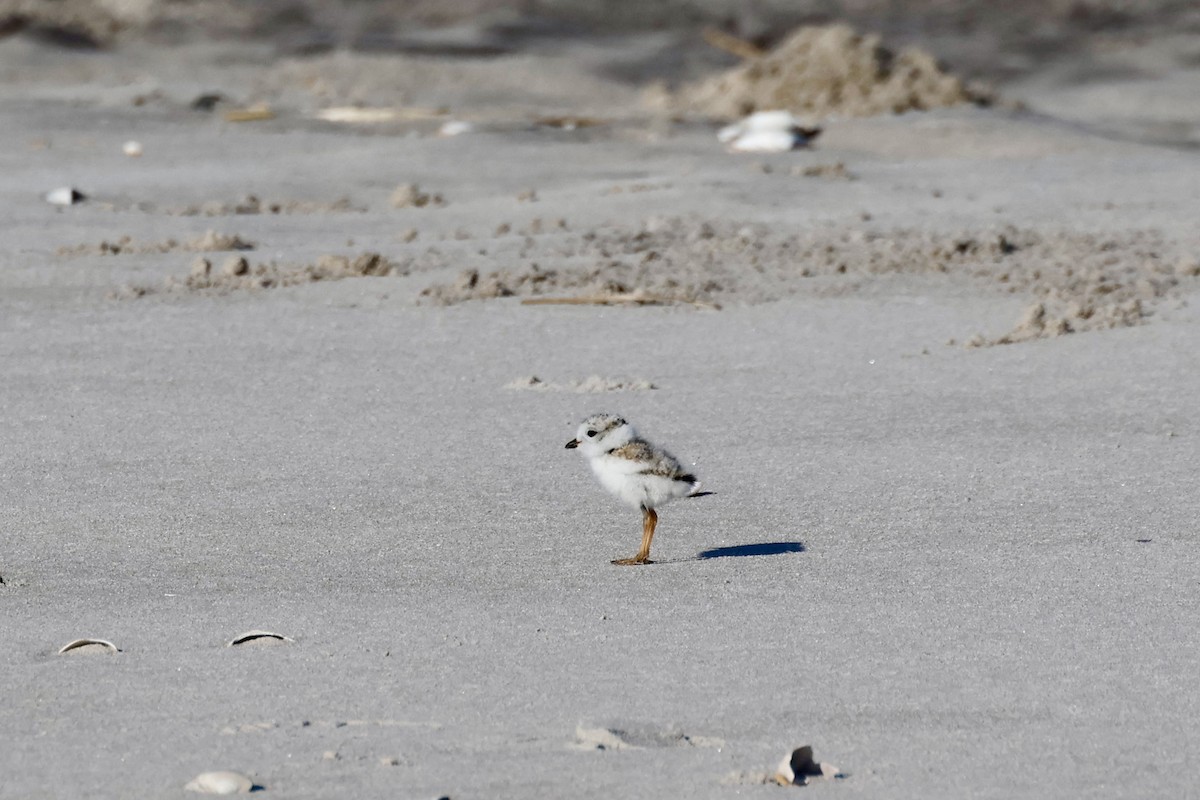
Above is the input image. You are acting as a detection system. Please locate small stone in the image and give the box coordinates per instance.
[191,93,226,111]
[517,188,538,202]
[391,183,442,209]
[190,257,212,279]
[1174,257,1200,277]
[378,756,400,767]
[122,140,143,157]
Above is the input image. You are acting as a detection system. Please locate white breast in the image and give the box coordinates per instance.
[589,455,692,510]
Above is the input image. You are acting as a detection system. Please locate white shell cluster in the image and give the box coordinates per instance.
[717,110,817,153]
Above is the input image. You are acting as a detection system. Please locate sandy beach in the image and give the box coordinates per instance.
[2,2,1199,797]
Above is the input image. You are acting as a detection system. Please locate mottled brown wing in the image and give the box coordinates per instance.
[610,440,693,481]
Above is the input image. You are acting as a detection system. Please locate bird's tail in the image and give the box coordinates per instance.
[684,479,714,499]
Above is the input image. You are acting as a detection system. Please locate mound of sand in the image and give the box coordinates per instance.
[0,0,124,45]
[677,24,990,120]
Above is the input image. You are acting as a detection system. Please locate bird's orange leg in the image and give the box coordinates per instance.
[613,507,657,566]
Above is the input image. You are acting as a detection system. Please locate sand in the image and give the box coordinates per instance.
[676,25,990,120]
[2,5,1200,799]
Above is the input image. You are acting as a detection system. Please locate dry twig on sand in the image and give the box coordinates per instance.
[702,27,764,60]
[521,293,720,310]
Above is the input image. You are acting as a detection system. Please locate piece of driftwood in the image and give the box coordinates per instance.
[521,293,720,310]
[702,27,764,60]
[223,106,275,122]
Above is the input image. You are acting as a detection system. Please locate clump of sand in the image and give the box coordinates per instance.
[570,723,724,751]
[116,252,406,298]
[677,24,991,120]
[418,217,1196,345]
[794,161,855,180]
[103,211,1194,347]
[169,195,361,217]
[391,183,445,209]
[0,0,125,45]
[758,225,1192,345]
[57,230,254,257]
[418,262,720,307]
[0,0,266,46]
[505,376,657,393]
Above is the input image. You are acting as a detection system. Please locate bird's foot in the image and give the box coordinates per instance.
[611,556,652,566]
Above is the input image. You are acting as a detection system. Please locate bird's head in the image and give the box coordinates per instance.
[565,413,633,457]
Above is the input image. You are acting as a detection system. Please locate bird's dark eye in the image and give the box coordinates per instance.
[586,430,597,438]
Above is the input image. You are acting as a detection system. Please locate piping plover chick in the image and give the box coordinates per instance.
[565,413,704,565]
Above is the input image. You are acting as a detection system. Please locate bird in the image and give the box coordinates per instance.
[565,413,706,565]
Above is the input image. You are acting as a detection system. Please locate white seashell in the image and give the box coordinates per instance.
[774,745,843,785]
[45,187,86,206]
[122,140,143,157]
[316,107,402,123]
[315,106,444,124]
[718,109,818,152]
[438,120,474,137]
[58,638,119,655]
[726,128,810,153]
[717,110,798,141]
[227,630,293,647]
[184,770,256,794]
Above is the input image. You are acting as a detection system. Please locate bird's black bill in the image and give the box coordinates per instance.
[565,439,579,449]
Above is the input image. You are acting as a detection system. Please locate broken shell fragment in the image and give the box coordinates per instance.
[184,771,257,794]
[774,745,843,785]
[58,638,120,655]
[45,187,87,206]
[438,120,474,137]
[227,630,293,647]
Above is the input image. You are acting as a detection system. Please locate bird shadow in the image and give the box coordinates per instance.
[649,541,806,564]
[697,541,806,559]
